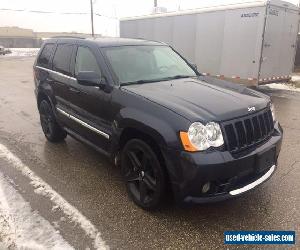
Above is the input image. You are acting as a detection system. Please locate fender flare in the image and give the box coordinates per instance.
[112,107,179,151]
[36,85,56,114]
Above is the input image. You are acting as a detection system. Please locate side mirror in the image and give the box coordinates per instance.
[191,63,198,71]
[77,71,102,87]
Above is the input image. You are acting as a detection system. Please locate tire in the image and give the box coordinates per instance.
[39,100,67,142]
[121,139,166,210]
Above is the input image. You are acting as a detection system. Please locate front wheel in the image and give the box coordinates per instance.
[39,100,67,142]
[121,139,166,210]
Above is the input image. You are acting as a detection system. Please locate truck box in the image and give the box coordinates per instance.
[120,0,299,85]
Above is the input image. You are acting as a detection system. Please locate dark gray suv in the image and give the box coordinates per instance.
[34,37,282,209]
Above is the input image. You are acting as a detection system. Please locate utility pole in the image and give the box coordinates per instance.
[154,0,157,7]
[90,0,95,37]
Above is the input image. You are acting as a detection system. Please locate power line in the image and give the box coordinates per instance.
[0,8,117,19]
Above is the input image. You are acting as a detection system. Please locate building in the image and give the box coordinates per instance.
[0,27,101,48]
[0,27,41,48]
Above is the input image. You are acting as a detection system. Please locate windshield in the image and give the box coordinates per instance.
[103,45,197,85]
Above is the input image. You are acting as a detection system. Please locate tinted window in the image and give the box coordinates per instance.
[52,44,74,75]
[75,47,101,76]
[37,43,55,68]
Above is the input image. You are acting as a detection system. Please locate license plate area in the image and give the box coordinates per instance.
[256,147,276,173]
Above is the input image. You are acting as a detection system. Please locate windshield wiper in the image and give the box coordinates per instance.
[120,75,195,86]
[164,75,195,80]
[120,79,159,86]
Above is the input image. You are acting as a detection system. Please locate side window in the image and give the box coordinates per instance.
[52,44,74,76]
[75,46,101,77]
[37,43,55,68]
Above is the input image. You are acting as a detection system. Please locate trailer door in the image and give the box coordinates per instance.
[279,8,299,77]
[259,5,299,80]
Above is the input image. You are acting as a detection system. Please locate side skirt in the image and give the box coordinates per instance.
[64,127,111,158]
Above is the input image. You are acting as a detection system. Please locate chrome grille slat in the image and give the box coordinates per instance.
[222,108,274,153]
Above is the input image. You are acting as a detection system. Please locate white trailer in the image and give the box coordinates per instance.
[120,0,299,85]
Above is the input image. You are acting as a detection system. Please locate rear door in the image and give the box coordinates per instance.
[51,43,76,128]
[35,43,56,89]
[259,5,299,80]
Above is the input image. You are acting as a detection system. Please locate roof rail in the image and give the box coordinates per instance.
[50,36,87,39]
[135,37,167,45]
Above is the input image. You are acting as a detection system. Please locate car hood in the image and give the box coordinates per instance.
[122,76,270,122]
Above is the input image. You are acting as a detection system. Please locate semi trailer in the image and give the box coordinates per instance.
[120,0,299,85]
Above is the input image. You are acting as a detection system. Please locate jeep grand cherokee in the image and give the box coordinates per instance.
[34,38,282,209]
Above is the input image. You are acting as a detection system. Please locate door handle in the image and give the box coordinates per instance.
[69,87,80,94]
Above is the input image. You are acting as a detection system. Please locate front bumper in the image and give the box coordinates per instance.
[164,122,283,203]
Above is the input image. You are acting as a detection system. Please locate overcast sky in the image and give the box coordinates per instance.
[0,0,299,36]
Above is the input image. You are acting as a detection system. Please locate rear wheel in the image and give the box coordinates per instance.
[121,139,166,210]
[39,100,67,142]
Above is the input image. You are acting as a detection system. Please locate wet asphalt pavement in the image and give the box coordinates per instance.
[0,56,299,249]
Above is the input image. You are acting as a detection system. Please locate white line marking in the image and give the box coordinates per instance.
[0,143,108,250]
[0,172,73,249]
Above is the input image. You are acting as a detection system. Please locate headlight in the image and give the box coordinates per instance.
[270,103,276,122]
[180,122,224,152]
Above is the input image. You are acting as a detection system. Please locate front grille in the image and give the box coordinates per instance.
[222,108,274,153]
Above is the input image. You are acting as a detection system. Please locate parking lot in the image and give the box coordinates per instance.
[0,56,299,249]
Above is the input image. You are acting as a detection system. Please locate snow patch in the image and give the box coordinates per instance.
[0,173,73,249]
[2,48,39,57]
[291,75,300,82]
[259,83,300,92]
[0,143,108,250]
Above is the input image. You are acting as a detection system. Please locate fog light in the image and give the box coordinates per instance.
[202,182,210,193]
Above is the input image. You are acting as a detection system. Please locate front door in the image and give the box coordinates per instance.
[67,45,111,152]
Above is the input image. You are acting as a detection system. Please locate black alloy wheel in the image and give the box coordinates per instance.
[121,139,166,210]
[39,100,67,142]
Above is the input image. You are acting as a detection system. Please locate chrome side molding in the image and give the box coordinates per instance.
[229,165,276,195]
[35,66,77,81]
[56,107,110,139]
